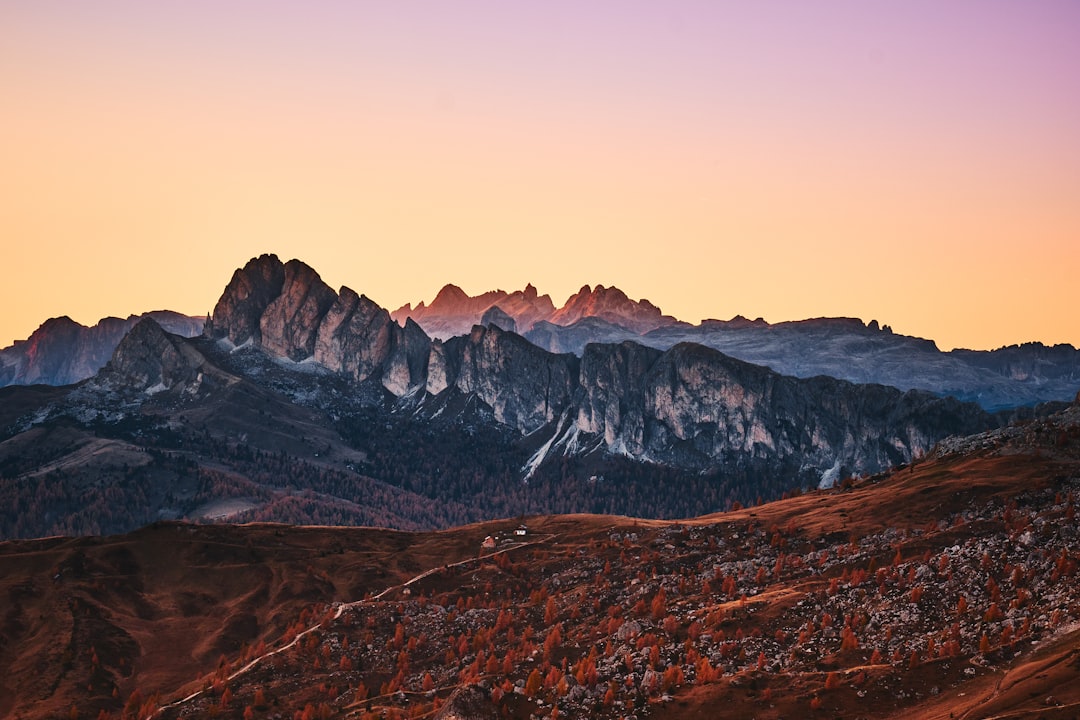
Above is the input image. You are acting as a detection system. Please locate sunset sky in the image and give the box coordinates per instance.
[3,1,1078,351]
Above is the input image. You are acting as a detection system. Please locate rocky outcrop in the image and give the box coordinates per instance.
[314,287,397,381]
[382,318,431,396]
[201,257,1000,478]
[97,318,207,393]
[527,315,1080,411]
[576,341,664,452]
[206,253,287,346]
[0,312,203,387]
[433,685,500,720]
[208,255,430,394]
[393,282,680,340]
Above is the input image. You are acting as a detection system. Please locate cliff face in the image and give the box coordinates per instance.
[391,282,682,340]
[602,343,993,474]
[203,256,996,478]
[527,316,1080,411]
[207,254,430,395]
[207,253,286,346]
[259,260,338,361]
[436,325,579,434]
[0,312,204,387]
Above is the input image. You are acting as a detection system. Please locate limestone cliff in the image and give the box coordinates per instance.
[204,256,997,479]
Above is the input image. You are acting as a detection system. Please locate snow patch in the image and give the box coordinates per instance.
[818,457,842,489]
[522,410,573,481]
[144,382,168,395]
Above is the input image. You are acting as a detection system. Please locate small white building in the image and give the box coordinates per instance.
[515,525,528,537]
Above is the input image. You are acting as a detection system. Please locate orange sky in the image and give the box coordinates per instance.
[2,2,1078,351]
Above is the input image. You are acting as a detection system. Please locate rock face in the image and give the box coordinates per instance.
[259,259,338,361]
[479,305,516,333]
[552,340,994,478]
[97,317,207,393]
[433,685,500,720]
[576,341,665,452]
[207,254,430,395]
[0,312,204,387]
[436,325,578,433]
[201,256,999,479]
[392,281,681,340]
[206,253,286,346]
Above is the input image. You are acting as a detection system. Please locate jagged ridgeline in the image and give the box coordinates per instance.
[204,254,994,469]
[0,254,1049,537]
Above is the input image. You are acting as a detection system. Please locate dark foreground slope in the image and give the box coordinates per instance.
[2,405,1079,720]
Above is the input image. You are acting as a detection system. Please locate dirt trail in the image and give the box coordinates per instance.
[148,534,556,718]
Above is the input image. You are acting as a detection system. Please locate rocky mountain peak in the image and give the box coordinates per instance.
[99,317,204,393]
[550,284,675,334]
[432,283,470,306]
[259,259,337,361]
[480,305,516,333]
[207,253,286,346]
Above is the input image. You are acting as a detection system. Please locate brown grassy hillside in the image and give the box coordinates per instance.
[2,408,1079,720]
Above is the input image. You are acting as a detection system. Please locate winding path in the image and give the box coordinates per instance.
[149,534,557,719]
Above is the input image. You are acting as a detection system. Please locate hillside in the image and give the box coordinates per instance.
[2,404,1079,720]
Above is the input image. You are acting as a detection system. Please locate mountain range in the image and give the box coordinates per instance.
[0,311,204,387]
[6,267,1079,412]
[3,254,1080,719]
[2,254,1073,541]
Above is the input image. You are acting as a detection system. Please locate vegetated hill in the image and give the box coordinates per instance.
[2,404,1079,720]
[0,311,204,387]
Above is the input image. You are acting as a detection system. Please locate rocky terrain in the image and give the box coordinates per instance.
[205,255,998,478]
[2,401,1079,720]
[0,312,203,387]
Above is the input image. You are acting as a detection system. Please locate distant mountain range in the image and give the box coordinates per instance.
[5,254,1068,540]
[395,282,1080,411]
[0,311,203,386]
[4,267,1078,411]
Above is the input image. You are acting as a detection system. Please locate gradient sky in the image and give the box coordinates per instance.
[3,1,1078,351]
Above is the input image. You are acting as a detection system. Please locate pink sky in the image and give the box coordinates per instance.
[2,1,1078,350]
